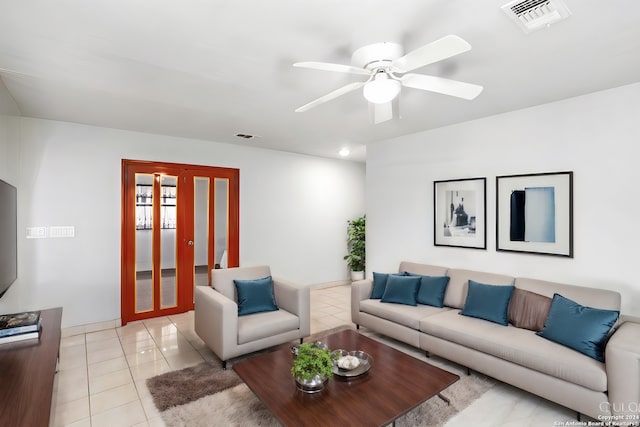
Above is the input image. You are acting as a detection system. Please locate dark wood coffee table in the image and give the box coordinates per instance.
[233,329,459,426]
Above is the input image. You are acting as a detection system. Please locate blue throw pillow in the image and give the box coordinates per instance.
[536,294,619,362]
[416,275,450,308]
[380,275,421,306]
[234,276,279,316]
[460,280,515,326]
[371,272,389,299]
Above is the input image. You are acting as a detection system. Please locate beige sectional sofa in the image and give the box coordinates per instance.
[351,261,640,424]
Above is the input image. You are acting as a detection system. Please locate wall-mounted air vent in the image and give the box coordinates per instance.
[501,0,571,34]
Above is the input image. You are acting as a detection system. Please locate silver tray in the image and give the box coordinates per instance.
[332,350,372,379]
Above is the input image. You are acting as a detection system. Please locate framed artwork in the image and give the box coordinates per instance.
[434,177,486,249]
[496,171,573,257]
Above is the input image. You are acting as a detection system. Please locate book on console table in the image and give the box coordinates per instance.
[0,311,41,338]
[0,329,41,344]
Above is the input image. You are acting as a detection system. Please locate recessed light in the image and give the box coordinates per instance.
[339,147,351,157]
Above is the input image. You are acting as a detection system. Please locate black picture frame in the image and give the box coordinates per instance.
[434,177,486,249]
[496,171,573,257]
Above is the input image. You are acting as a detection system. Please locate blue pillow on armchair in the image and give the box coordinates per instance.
[234,276,279,316]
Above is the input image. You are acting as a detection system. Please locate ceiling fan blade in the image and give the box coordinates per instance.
[293,62,370,76]
[401,73,483,100]
[370,102,392,124]
[295,81,365,113]
[392,35,472,73]
[368,98,399,124]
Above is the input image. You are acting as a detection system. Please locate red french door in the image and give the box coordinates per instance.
[121,160,239,325]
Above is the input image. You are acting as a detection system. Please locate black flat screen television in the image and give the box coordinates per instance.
[0,179,17,298]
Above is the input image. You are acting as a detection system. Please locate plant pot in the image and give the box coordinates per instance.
[295,374,328,393]
[350,270,365,281]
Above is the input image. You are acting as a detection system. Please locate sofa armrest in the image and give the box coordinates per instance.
[272,277,310,337]
[351,279,373,325]
[606,320,640,423]
[620,314,640,324]
[194,286,238,361]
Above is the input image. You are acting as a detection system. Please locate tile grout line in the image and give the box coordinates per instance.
[84,333,92,427]
[118,323,150,423]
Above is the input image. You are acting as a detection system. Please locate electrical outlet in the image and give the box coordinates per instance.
[26,227,47,239]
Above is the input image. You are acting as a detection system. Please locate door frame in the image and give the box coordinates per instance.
[121,159,240,325]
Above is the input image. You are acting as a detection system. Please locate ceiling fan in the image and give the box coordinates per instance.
[293,35,483,124]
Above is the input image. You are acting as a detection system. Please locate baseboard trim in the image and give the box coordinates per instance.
[310,280,351,290]
[61,280,351,337]
[61,318,122,338]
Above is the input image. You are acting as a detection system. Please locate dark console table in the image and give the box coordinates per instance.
[0,307,63,427]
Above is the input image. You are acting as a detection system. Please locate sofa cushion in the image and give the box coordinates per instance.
[360,299,448,330]
[537,294,619,362]
[238,309,299,345]
[398,262,448,277]
[406,274,450,308]
[445,269,515,309]
[460,280,515,326]
[508,288,552,331]
[420,309,608,391]
[514,277,621,311]
[234,276,279,316]
[381,275,421,306]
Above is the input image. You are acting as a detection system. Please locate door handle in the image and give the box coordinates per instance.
[187,240,194,246]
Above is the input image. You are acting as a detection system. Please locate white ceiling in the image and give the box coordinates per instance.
[1,1,639,162]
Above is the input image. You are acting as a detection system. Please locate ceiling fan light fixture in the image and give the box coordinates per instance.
[363,73,401,104]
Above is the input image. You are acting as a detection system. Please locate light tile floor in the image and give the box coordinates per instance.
[52,285,577,426]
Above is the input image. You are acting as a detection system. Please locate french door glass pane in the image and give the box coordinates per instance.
[214,178,229,269]
[193,177,210,287]
[135,173,153,313]
[160,175,178,309]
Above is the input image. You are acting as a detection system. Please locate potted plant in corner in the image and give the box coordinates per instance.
[290,342,334,393]
[344,215,366,281]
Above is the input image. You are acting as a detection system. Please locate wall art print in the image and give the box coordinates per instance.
[434,177,486,249]
[496,171,573,257]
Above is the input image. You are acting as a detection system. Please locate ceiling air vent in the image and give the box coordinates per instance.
[235,133,254,139]
[501,0,571,33]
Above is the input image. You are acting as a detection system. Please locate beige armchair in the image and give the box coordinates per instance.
[195,265,310,368]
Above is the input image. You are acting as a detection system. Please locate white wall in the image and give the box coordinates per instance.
[0,117,365,327]
[0,115,19,184]
[0,78,20,116]
[0,78,20,184]
[0,79,21,311]
[366,82,640,316]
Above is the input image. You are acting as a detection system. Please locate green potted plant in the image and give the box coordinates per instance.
[290,342,334,393]
[344,215,366,281]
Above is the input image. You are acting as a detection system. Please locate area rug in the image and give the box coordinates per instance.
[148,326,495,426]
